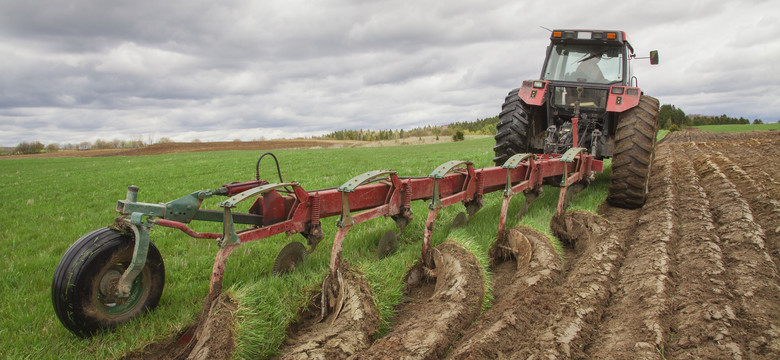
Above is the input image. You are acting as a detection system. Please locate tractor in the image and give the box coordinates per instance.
[493,29,660,208]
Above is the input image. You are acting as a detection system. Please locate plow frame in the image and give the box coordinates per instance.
[107,151,602,321]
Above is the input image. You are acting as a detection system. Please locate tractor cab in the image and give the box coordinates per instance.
[541,30,633,113]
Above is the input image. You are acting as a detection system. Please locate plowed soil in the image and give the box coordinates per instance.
[121,293,237,360]
[279,265,380,360]
[273,130,780,359]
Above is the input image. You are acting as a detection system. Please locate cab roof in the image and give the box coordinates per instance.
[550,29,634,54]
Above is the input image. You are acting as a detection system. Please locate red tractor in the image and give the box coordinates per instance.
[494,29,659,208]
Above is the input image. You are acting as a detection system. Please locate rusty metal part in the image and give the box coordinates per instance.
[497,153,539,242]
[205,244,238,309]
[556,147,592,216]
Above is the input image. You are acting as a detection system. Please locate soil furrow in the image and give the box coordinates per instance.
[278,267,380,360]
[350,241,484,360]
[708,142,780,199]
[521,211,625,359]
[731,138,780,180]
[687,143,780,358]
[446,227,562,359]
[665,148,743,359]
[121,294,236,360]
[700,143,780,273]
[587,144,676,359]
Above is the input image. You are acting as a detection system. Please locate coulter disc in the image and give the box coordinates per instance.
[273,242,307,275]
[376,230,399,259]
[451,211,468,229]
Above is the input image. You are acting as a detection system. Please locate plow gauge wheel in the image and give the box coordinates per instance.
[377,230,399,259]
[52,227,165,337]
[273,242,307,275]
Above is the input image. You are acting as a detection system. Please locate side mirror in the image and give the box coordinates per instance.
[650,50,659,65]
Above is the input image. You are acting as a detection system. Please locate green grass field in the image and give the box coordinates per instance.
[0,137,612,359]
[691,122,780,132]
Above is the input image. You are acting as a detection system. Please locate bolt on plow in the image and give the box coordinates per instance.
[52,149,601,337]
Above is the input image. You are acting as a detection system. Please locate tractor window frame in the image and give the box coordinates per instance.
[542,44,625,85]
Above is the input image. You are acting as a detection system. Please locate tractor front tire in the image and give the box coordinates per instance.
[52,227,165,337]
[607,95,660,208]
[493,88,531,166]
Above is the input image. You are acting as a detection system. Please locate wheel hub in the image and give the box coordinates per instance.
[98,268,124,306]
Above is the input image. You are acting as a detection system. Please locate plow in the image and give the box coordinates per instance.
[52,148,602,337]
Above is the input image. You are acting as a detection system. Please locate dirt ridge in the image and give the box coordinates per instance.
[588,145,676,359]
[350,241,484,360]
[278,266,380,360]
[446,226,561,359]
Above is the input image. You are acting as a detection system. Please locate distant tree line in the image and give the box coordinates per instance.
[689,114,757,126]
[6,107,768,155]
[658,104,764,130]
[8,138,150,155]
[319,116,499,141]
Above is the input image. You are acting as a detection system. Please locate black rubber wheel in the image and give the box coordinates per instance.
[52,227,165,337]
[607,95,660,208]
[493,88,532,166]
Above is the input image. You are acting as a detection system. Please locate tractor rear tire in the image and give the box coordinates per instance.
[52,227,165,337]
[493,88,531,166]
[607,95,660,209]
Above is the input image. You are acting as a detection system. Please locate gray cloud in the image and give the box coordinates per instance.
[1,0,779,147]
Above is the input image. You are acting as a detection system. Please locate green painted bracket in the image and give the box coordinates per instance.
[117,186,214,224]
[428,160,471,179]
[503,154,535,196]
[164,190,213,223]
[336,170,396,228]
[502,153,535,169]
[561,147,587,163]
[337,170,396,193]
[222,207,240,245]
[219,182,298,209]
[560,147,586,186]
[116,212,150,298]
[428,160,471,210]
[218,182,298,246]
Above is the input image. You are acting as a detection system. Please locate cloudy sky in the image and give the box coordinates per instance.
[1,0,778,147]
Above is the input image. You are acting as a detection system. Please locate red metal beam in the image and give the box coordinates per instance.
[155,154,602,246]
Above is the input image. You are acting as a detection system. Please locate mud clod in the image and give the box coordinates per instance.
[121,293,236,360]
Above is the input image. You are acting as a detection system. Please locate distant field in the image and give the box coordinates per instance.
[692,122,780,132]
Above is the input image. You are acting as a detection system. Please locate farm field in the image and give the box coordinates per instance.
[692,122,780,132]
[2,129,780,359]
